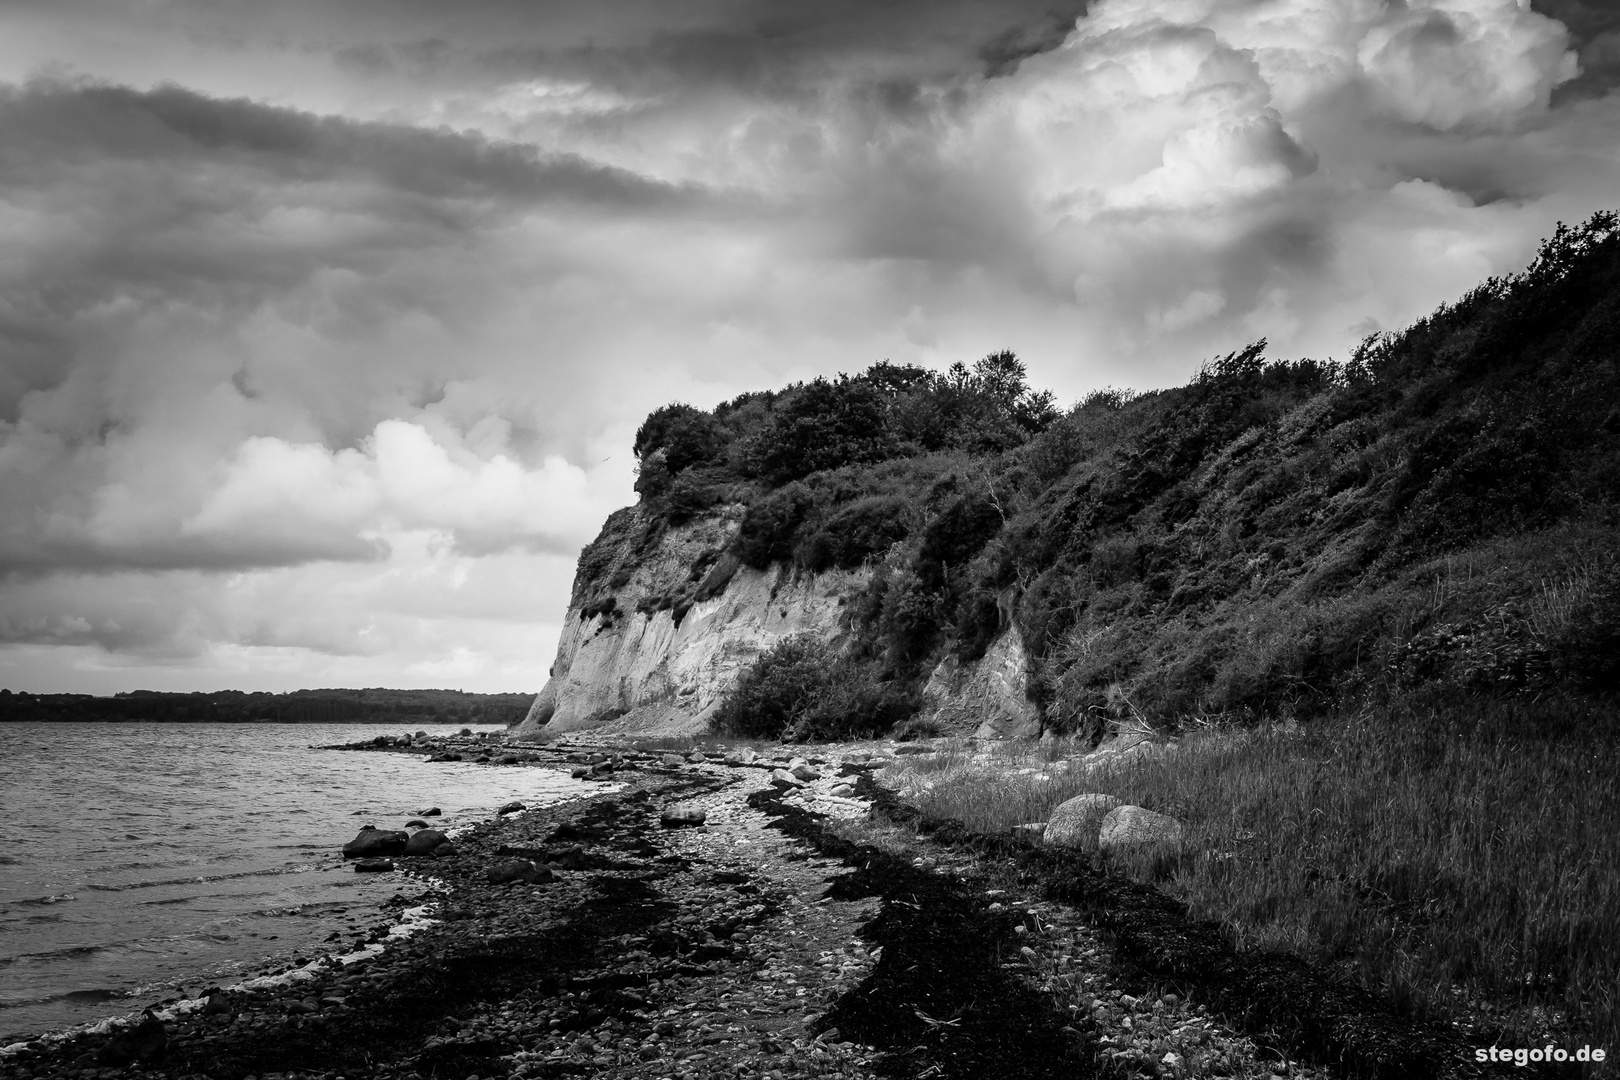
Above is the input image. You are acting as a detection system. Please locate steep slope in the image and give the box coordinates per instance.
[519,212,1620,744]
[513,501,1040,741]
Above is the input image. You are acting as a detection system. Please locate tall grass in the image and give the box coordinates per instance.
[892,694,1620,1057]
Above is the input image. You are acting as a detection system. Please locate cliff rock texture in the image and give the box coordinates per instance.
[513,504,1043,741]
[512,509,869,740]
[918,625,1041,739]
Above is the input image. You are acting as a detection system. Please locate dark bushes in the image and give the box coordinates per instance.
[794,495,911,572]
[711,636,918,741]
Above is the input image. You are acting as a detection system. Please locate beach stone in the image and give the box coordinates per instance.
[790,763,821,782]
[421,807,442,816]
[660,803,707,829]
[431,841,457,858]
[403,828,449,856]
[687,751,708,764]
[342,828,409,859]
[1043,794,1124,849]
[486,859,553,885]
[497,801,526,816]
[724,747,757,766]
[428,752,462,762]
[354,858,395,872]
[829,783,856,798]
[405,819,429,829]
[96,1013,167,1066]
[1098,805,1184,853]
[202,993,232,1016]
[571,766,592,778]
[769,769,804,789]
[662,753,685,767]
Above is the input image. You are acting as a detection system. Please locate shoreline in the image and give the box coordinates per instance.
[1,736,1511,1080]
[0,729,582,1052]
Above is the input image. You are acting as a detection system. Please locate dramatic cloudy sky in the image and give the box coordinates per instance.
[1,0,1616,694]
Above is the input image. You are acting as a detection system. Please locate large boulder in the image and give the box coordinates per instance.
[1097,806,1184,854]
[660,803,707,828]
[1043,793,1124,849]
[403,828,449,856]
[486,859,554,885]
[342,827,409,859]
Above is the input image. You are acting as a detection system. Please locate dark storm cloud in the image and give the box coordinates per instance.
[1,0,1615,691]
[0,79,704,211]
[1535,0,1620,99]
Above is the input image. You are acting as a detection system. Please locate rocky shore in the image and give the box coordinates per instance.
[1,737,1503,1080]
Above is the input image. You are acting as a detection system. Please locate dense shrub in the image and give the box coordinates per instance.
[794,495,911,571]
[741,376,901,484]
[710,636,918,741]
[732,484,812,568]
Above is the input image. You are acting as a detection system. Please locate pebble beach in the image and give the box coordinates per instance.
[2,735,1472,1079]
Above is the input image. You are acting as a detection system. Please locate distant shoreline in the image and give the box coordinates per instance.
[0,688,536,726]
[0,717,518,724]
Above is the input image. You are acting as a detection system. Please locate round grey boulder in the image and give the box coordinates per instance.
[660,803,707,829]
[1097,805,1184,853]
[1043,793,1124,849]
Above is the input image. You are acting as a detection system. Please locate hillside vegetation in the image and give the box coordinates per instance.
[609,211,1620,741]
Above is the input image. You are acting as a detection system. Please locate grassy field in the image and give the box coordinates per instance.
[884,693,1620,1060]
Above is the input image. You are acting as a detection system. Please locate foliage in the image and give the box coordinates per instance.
[709,636,918,741]
[605,211,1620,733]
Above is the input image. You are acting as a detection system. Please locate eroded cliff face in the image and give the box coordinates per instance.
[918,626,1042,739]
[513,505,1043,741]
[512,508,868,739]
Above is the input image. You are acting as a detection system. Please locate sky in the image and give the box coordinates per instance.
[0,0,1616,695]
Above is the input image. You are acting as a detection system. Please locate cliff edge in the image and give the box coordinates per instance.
[512,503,1040,742]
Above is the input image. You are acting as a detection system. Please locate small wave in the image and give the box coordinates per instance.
[61,989,122,1004]
[83,867,295,894]
[12,894,76,907]
[0,944,106,967]
[0,856,21,866]
[0,987,126,1011]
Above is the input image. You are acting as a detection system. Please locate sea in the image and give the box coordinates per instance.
[0,722,595,1042]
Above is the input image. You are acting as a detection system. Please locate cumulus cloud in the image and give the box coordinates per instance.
[0,0,1615,691]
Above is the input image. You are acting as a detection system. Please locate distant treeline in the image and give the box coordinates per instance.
[0,688,535,725]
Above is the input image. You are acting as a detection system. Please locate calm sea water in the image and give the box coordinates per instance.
[0,722,593,1041]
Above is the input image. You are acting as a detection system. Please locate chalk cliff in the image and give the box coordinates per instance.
[512,504,1044,742]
